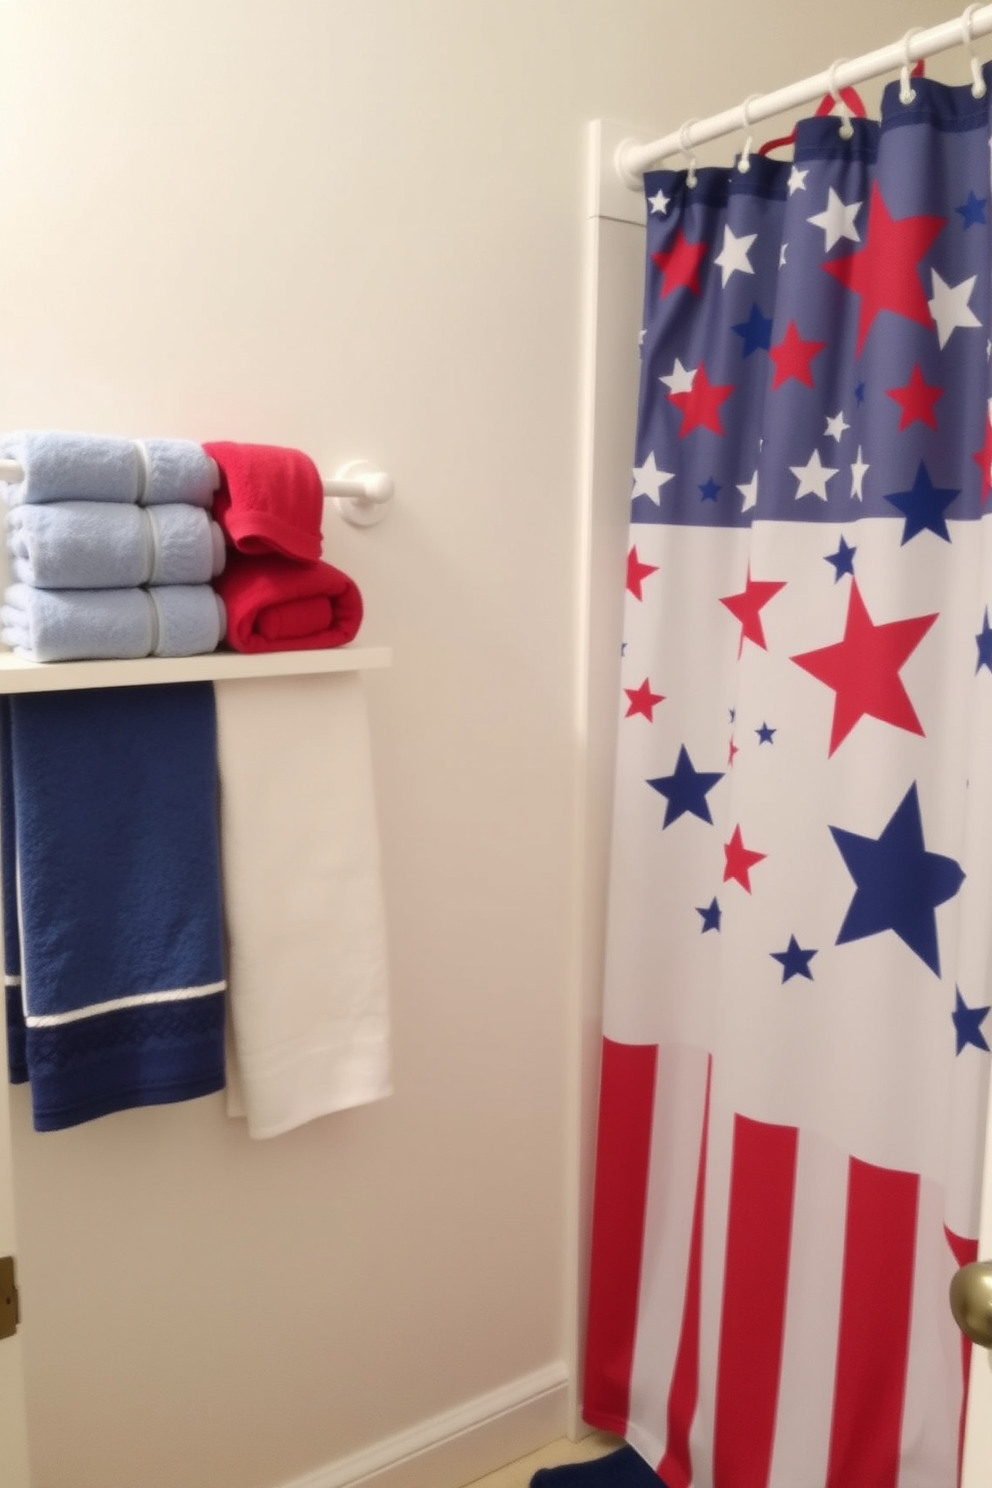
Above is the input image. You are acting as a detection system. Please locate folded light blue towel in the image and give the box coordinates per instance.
[0,584,226,661]
[7,502,226,589]
[0,683,226,1131]
[0,430,216,508]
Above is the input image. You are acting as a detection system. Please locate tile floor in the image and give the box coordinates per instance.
[463,1431,623,1488]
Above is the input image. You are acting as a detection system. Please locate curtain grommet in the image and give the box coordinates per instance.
[737,93,762,173]
[961,4,988,97]
[899,26,925,103]
[679,118,700,188]
[827,59,855,138]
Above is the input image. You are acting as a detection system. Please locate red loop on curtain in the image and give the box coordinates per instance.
[813,86,870,119]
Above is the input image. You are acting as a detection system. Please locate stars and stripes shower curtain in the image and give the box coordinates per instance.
[582,71,992,1488]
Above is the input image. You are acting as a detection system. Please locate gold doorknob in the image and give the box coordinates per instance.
[950,1260,992,1347]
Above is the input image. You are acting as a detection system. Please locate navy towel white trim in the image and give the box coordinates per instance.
[0,682,227,1130]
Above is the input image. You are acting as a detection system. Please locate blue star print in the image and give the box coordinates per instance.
[647,745,724,828]
[830,783,965,975]
[756,722,776,744]
[770,935,817,982]
[697,898,722,933]
[699,478,721,502]
[855,381,866,405]
[976,608,992,673]
[731,303,773,357]
[953,987,990,1054]
[825,536,856,581]
[956,191,987,228]
[885,461,960,545]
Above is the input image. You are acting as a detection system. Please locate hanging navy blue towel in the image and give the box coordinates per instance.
[0,682,226,1131]
[1,700,26,1087]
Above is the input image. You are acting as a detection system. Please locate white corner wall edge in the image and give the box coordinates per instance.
[273,1362,569,1488]
[587,120,657,226]
[563,122,655,1441]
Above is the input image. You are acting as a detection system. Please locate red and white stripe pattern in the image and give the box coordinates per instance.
[584,1040,973,1488]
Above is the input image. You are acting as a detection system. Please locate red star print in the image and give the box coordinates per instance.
[723,825,766,892]
[728,736,739,766]
[791,580,937,755]
[768,320,827,390]
[626,547,658,600]
[719,567,787,656]
[822,183,945,355]
[668,362,734,437]
[652,229,707,297]
[973,409,992,502]
[624,679,665,720]
[886,363,943,431]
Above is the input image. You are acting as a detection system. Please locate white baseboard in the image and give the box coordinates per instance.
[276,1361,571,1488]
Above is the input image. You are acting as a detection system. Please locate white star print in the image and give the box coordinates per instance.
[631,452,674,503]
[850,447,869,501]
[648,188,671,215]
[928,270,981,349]
[787,167,808,195]
[737,472,759,512]
[807,188,862,251]
[638,328,647,347]
[790,449,838,501]
[660,358,696,394]
[825,411,850,440]
[714,225,757,286]
[779,242,788,267]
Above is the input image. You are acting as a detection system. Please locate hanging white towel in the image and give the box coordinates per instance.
[215,671,391,1138]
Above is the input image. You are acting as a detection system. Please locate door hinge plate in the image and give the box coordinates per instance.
[0,1255,19,1339]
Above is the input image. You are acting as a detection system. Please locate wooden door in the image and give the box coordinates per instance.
[960,1080,992,1486]
[0,1042,30,1486]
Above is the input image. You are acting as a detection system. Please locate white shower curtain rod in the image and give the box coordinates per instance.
[616,4,992,186]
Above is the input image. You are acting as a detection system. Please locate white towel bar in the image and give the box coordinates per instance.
[0,456,395,527]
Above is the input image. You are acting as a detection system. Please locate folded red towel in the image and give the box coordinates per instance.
[203,442,324,562]
[215,552,363,653]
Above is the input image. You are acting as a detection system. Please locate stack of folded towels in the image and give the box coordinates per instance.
[0,430,365,660]
[0,431,226,662]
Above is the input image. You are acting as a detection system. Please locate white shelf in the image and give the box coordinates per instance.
[0,644,392,694]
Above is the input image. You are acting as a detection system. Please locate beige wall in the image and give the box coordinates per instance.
[0,3,980,1487]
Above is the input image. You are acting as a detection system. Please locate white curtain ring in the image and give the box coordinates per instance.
[738,93,762,173]
[827,58,855,138]
[962,2,982,44]
[899,26,925,103]
[679,118,700,188]
[962,4,987,97]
